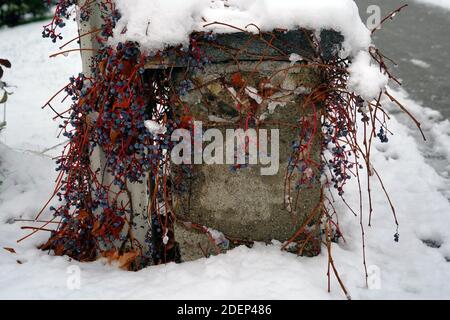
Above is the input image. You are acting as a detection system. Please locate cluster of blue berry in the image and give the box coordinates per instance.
[42,1,78,43]
[377,127,389,143]
[42,0,119,44]
[42,32,206,266]
[321,89,360,198]
[288,117,322,194]
[182,33,214,69]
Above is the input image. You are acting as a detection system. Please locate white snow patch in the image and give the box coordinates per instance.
[208,115,229,123]
[112,0,386,104]
[0,20,81,156]
[348,51,389,100]
[268,100,286,114]
[144,120,167,135]
[289,53,304,65]
[112,0,371,56]
[245,86,263,104]
[163,229,169,245]
[410,59,431,69]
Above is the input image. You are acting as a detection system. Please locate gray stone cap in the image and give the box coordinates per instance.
[145,29,344,69]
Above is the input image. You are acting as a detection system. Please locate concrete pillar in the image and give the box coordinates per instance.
[163,30,343,260]
[171,61,323,242]
[78,2,342,263]
[78,1,152,267]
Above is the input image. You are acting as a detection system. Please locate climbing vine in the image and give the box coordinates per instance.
[20,1,420,298]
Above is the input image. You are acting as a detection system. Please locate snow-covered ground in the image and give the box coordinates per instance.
[1,20,450,300]
[0,20,80,155]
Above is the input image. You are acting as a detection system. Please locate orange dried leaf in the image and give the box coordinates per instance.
[103,249,120,264]
[98,60,107,76]
[112,99,129,111]
[92,220,103,236]
[110,129,120,144]
[3,247,16,254]
[118,250,139,270]
[121,61,133,77]
[78,209,90,220]
[179,116,193,129]
[55,243,65,256]
[231,73,245,88]
[102,249,138,270]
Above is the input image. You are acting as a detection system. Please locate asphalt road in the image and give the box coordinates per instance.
[355,0,450,119]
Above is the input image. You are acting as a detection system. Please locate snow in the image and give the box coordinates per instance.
[289,53,303,65]
[112,0,371,56]
[382,88,450,197]
[1,17,450,300]
[410,58,431,69]
[348,51,389,100]
[207,227,229,247]
[113,0,386,109]
[144,120,167,135]
[0,21,81,156]
[414,0,450,10]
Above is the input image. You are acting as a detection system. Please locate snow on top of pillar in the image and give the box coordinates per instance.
[111,0,388,99]
[112,0,370,54]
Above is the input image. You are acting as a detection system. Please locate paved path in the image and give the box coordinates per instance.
[356,0,450,119]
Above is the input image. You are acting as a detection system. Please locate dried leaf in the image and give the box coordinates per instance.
[102,249,139,270]
[120,61,133,77]
[91,220,103,236]
[117,250,139,270]
[231,72,245,89]
[179,116,193,129]
[3,247,16,254]
[0,91,7,104]
[110,129,120,144]
[259,78,277,98]
[103,249,120,264]
[54,243,65,256]
[98,60,106,76]
[0,59,11,68]
[77,209,90,221]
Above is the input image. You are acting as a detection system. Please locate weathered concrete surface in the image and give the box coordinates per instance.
[174,221,228,261]
[145,29,343,68]
[80,1,152,266]
[171,60,323,246]
[148,29,340,262]
[81,4,337,264]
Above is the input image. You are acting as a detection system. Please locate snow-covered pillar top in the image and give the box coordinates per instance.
[110,0,387,100]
